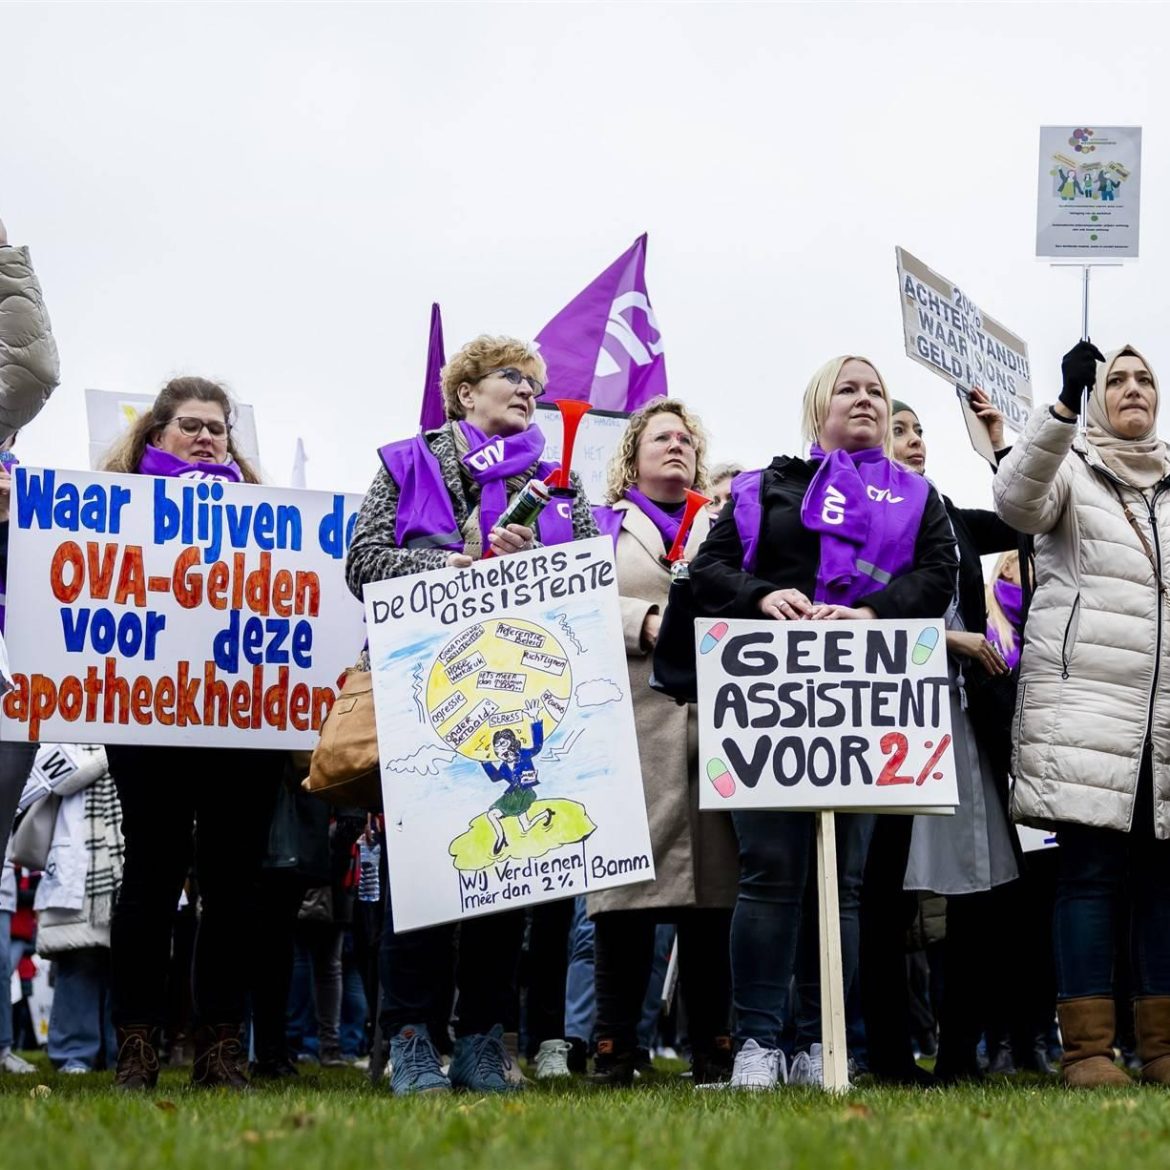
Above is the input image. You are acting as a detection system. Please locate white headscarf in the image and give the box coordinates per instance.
[1084,345,1170,490]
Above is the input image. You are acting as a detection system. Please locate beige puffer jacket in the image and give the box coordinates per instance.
[994,407,1170,837]
[0,245,60,442]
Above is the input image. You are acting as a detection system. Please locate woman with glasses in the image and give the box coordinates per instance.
[100,377,284,1091]
[586,398,739,1086]
[689,356,957,1089]
[346,335,598,1095]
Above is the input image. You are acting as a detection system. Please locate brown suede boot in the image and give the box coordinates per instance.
[191,1024,249,1090]
[114,1025,161,1092]
[1058,997,1132,1087]
[1134,997,1170,1084]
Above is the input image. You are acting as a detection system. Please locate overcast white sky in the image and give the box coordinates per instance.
[3,1,1169,508]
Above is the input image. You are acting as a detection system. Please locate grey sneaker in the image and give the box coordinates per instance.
[730,1039,787,1090]
[0,1047,36,1075]
[388,1024,450,1096]
[790,1043,824,1088]
[534,1039,573,1080]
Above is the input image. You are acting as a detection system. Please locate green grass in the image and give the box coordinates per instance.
[4,1056,1170,1170]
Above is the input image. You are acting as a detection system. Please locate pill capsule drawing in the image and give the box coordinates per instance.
[911,626,940,666]
[700,621,730,655]
[706,757,736,798]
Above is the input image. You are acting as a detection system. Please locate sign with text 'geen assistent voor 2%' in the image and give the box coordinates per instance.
[696,619,958,812]
[895,247,1032,436]
[2,467,366,746]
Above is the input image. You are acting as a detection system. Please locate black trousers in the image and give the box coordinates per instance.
[108,745,282,1029]
[249,869,308,1064]
[592,907,732,1056]
[521,899,575,1057]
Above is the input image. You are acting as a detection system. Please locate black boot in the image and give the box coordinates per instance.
[114,1025,160,1092]
[192,1024,249,1089]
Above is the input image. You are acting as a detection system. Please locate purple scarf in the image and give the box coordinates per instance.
[137,444,243,482]
[624,488,685,551]
[379,425,574,553]
[987,578,1024,670]
[457,422,549,551]
[799,445,929,607]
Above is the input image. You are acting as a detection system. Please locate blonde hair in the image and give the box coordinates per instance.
[101,376,261,483]
[799,355,893,457]
[709,460,745,485]
[440,335,547,421]
[985,550,1026,657]
[605,397,710,503]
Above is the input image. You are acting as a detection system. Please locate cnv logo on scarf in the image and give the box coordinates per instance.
[467,438,507,472]
[821,485,846,526]
[866,485,905,503]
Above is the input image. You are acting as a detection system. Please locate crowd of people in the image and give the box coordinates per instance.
[2,218,1169,1096]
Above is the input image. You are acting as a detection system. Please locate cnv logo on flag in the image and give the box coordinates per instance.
[821,485,846,526]
[595,292,664,379]
[467,439,506,472]
[866,486,905,503]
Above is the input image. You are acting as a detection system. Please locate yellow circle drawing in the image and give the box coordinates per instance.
[425,618,572,762]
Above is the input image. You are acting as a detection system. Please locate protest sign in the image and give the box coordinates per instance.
[896,247,1032,437]
[2,467,366,747]
[85,389,262,473]
[534,402,628,506]
[364,536,653,932]
[696,618,959,813]
[1036,126,1142,259]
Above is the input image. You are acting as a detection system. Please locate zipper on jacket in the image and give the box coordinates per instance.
[1142,486,1168,763]
[1060,595,1081,680]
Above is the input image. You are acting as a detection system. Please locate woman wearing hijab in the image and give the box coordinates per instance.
[995,341,1170,1086]
[689,356,957,1089]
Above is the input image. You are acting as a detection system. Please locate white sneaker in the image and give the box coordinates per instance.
[789,1044,824,1088]
[534,1039,573,1080]
[730,1039,787,1090]
[59,1061,91,1075]
[0,1048,37,1075]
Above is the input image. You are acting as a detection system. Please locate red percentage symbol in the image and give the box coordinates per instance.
[914,734,952,786]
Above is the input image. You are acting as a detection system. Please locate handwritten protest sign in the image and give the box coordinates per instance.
[1037,126,1142,259]
[895,247,1032,437]
[534,403,628,505]
[85,389,261,473]
[696,618,958,812]
[2,467,366,747]
[364,536,653,932]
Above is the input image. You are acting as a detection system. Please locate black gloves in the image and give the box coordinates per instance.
[1058,340,1106,414]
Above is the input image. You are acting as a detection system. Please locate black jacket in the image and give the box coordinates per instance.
[943,499,1016,640]
[690,454,958,621]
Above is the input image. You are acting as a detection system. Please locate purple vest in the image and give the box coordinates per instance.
[377,434,576,551]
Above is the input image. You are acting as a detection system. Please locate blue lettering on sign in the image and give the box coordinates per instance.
[16,469,132,534]
[212,610,314,673]
[59,607,168,660]
[318,494,360,560]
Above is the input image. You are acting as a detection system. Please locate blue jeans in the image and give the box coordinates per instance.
[730,810,873,1048]
[47,949,116,1069]
[0,910,13,1051]
[564,898,595,1044]
[1054,772,1170,999]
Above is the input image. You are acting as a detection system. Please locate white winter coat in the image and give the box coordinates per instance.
[0,245,59,442]
[994,407,1170,837]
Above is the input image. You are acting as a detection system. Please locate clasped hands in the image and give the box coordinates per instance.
[758,589,875,622]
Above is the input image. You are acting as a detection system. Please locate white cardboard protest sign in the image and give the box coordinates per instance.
[85,389,262,473]
[534,403,628,505]
[896,247,1033,437]
[364,536,654,932]
[696,618,959,813]
[2,467,365,747]
[1036,126,1142,259]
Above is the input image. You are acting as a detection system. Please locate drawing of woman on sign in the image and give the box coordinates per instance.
[482,700,556,855]
[1057,167,1079,200]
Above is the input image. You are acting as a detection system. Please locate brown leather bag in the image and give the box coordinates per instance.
[303,668,383,810]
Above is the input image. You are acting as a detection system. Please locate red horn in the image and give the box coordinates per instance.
[544,399,593,489]
[665,489,711,563]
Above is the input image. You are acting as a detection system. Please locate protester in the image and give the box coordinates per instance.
[879,394,1023,1083]
[705,461,744,520]
[995,342,1170,1087]
[689,355,957,1089]
[587,398,737,1086]
[985,551,1024,671]
[346,335,597,1095]
[0,216,61,873]
[101,377,285,1090]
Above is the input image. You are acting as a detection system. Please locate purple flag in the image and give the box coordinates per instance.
[417,302,447,432]
[535,234,667,412]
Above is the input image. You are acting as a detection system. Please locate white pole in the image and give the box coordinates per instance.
[1078,266,1091,434]
[816,810,850,1092]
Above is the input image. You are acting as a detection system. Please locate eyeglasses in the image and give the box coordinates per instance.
[169,416,231,439]
[478,367,546,398]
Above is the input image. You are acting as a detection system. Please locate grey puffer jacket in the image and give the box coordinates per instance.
[0,245,60,442]
[994,407,1170,837]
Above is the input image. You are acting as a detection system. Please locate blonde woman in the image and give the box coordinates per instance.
[587,397,739,1085]
[986,551,1025,671]
[690,357,957,1088]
